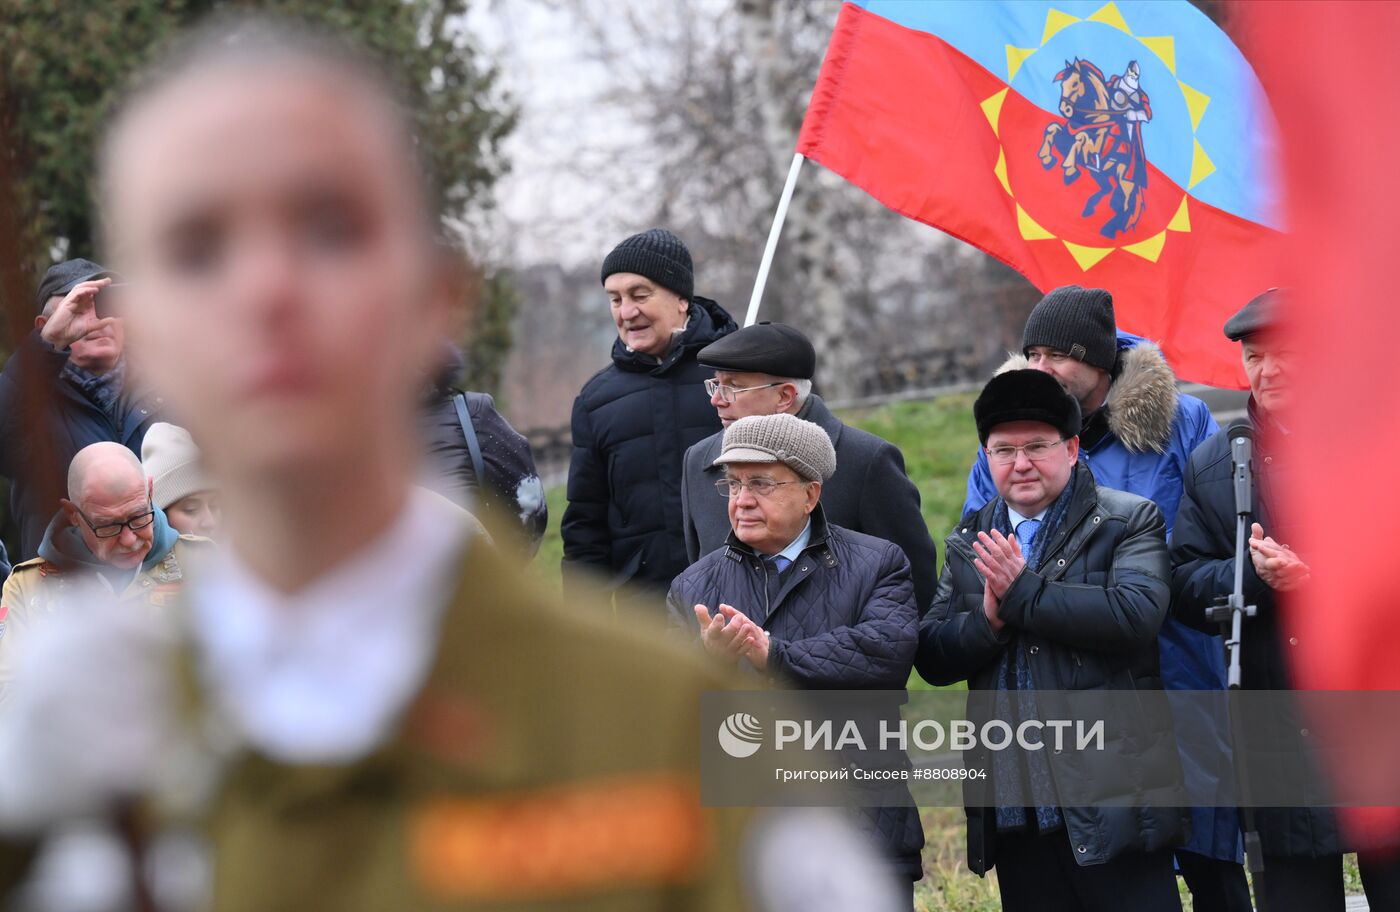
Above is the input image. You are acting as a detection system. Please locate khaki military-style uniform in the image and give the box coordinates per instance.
[0,536,211,693]
[195,541,762,912]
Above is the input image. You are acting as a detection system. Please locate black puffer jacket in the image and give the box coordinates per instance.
[917,463,1186,875]
[1170,399,1351,857]
[666,507,924,880]
[562,297,735,593]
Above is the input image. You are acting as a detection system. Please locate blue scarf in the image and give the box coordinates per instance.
[991,473,1077,833]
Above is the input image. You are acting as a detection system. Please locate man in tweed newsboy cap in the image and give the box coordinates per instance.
[712,412,836,484]
[667,411,927,895]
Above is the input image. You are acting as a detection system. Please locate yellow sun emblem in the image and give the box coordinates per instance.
[982,1,1213,270]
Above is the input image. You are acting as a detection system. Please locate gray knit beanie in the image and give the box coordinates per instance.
[600,228,694,300]
[713,413,836,482]
[141,422,215,510]
[1022,285,1117,371]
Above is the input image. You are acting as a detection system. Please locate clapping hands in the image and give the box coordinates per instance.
[1249,523,1310,592]
[694,603,771,669]
[973,529,1026,633]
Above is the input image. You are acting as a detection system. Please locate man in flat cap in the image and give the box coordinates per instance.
[0,259,163,560]
[963,285,1245,909]
[667,412,924,902]
[680,321,937,610]
[1170,290,1400,910]
[917,369,1184,912]
[562,229,736,600]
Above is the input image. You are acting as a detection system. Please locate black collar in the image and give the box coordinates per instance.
[1079,405,1111,450]
[723,503,833,561]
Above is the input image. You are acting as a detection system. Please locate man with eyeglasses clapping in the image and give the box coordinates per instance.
[668,412,924,902]
[0,441,210,696]
[916,369,1185,912]
[680,322,937,611]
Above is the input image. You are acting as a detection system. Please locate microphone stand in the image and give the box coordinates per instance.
[1206,430,1267,910]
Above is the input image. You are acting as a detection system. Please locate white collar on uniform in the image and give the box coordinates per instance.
[190,487,472,764]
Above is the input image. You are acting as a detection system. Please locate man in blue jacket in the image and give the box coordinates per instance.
[963,286,1245,912]
[0,260,162,561]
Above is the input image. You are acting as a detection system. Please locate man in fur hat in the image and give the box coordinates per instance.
[963,286,1246,911]
[920,369,1185,912]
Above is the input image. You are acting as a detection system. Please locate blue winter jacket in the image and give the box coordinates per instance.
[963,332,1239,863]
[0,330,162,561]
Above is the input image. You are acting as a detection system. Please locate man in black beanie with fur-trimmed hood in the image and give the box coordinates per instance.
[962,285,1248,909]
[562,228,736,600]
[918,369,1184,912]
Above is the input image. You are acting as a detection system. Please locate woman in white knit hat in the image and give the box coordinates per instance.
[141,422,220,537]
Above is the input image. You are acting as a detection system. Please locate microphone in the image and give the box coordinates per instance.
[1227,421,1254,518]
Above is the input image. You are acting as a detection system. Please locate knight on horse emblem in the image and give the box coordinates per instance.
[1038,58,1152,239]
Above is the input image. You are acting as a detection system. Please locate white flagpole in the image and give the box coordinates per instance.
[743,153,806,327]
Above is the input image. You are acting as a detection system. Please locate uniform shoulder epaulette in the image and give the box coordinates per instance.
[9,557,59,577]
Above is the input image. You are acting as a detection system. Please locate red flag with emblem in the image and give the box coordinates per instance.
[797,0,1285,387]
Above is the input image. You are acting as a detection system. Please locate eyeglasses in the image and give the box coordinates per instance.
[704,378,783,404]
[715,478,808,498]
[78,499,156,538]
[985,439,1066,465]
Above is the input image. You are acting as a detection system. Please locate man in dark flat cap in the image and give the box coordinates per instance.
[0,259,163,560]
[1170,290,1400,910]
[679,321,938,611]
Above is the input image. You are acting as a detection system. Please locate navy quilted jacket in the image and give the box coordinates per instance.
[666,506,924,878]
[666,506,918,688]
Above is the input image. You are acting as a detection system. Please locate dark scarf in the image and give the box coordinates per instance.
[63,358,126,416]
[991,472,1077,833]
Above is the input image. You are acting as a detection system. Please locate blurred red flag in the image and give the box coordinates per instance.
[1240,0,1400,841]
